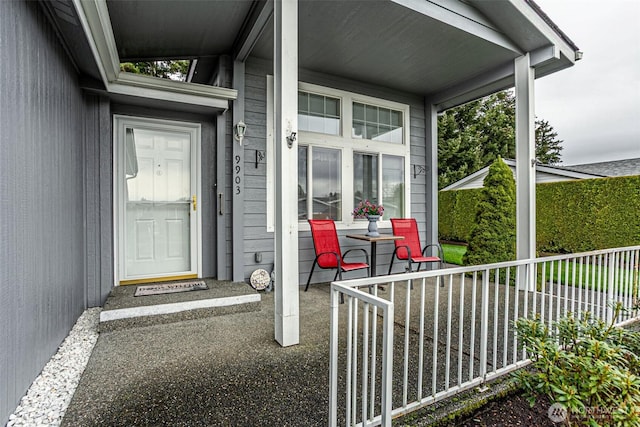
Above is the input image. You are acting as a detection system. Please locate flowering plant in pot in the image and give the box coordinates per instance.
[352,200,384,219]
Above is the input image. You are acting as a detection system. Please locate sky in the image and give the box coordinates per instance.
[533,0,640,165]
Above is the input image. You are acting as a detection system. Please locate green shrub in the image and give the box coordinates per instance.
[513,305,640,426]
[464,157,516,266]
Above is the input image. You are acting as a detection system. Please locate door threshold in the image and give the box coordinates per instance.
[119,274,198,286]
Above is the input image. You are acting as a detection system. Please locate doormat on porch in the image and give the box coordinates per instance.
[134,280,208,297]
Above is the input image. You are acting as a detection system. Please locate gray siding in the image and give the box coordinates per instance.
[0,1,86,423]
[242,58,430,284]
[83,93,113,306]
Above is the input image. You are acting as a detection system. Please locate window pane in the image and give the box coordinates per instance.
[352,102,403,144]
[391,110,402,127]
[354,153,378,208]
[382,155,404,218]
[298,91,340,136]
[353,102,365,121]
[366,124,377,140]
[379,108,391,126]
[325,97,339,117]
[298,146,308,220]
[309,93,324,115]
[365,105,378,122]
[298,92,308,113]
[312,147,341,220]
[352,121,365,139]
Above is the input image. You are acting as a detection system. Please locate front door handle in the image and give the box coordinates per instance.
[192,195,197,211]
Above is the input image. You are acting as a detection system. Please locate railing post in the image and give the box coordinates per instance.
[381,303,394,427]
[328,285,339,427]
[607,251,616,323]
[479,269,490,379]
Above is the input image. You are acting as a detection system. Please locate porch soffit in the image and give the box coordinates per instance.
[249,0,522,96]
[66,0,577,109]
[105,0,254,60]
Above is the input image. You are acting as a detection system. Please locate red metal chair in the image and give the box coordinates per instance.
[388,218,444,275]
[306,219,370,291]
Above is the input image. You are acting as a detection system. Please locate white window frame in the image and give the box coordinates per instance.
[266,77,411,232]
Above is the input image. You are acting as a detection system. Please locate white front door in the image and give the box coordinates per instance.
[115,116,201,283]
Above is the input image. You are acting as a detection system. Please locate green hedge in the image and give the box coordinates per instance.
[439,175,640,253]
[439,188,483,243]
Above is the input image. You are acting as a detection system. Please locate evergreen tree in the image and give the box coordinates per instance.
[535,119,563,165]
[463,157,516,266]
[437,91,564,189]
[120,60,190,81]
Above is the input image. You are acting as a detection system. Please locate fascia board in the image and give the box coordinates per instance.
[535,165,603,180]
[530,45,560,67]
[430,44,563,111]
[107,81,232,111]
[116,72,238,100]
[509,159,603,179]
[441,167,490,191]
[509,0,578,64]
[429,61,515,111]
[73,0,120,83]
[233,0,274,62]
[392,0,522,53]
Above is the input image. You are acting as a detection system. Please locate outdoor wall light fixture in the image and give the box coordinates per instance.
[234,120,247,145]
[286,131,297,148]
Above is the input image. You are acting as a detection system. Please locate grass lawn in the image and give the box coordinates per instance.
[537,259,638,294]
[441,243,467,265]
[439,244,637,299]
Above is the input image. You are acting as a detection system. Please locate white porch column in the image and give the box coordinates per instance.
[514,54,536,290]
[424,100,439,249]
[274,0,299,346]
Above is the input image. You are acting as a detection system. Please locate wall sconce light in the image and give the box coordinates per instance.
[234,120,247,145]
[412,164,426,178]
[286,131,297,148]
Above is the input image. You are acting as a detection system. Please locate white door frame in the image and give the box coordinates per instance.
[113,115,202,285]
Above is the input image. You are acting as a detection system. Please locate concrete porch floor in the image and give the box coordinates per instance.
[63,282,338,426]
[98,279,262,332]
[61,279,520,426]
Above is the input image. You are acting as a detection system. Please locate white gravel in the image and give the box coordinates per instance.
[6,308,101,427]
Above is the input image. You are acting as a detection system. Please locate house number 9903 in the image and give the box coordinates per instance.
[235,155,241,195]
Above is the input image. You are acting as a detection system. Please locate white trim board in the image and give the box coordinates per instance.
[99,294,261,322]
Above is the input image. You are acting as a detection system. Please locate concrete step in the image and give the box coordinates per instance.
[99,279,262,332]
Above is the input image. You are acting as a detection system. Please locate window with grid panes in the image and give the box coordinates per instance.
[267,79,411,230]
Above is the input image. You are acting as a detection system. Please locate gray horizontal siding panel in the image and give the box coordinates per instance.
[0,1,87,424]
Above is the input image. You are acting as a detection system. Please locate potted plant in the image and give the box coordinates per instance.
[352,200,384,236]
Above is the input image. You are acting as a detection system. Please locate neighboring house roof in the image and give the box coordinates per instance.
[563,158,640,177]
[441,158,603,191]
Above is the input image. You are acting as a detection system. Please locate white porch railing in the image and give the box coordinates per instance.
[328,246,640,427]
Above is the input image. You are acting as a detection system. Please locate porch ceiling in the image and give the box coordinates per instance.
[106,1,254,60]
[253,1,521,96]
[71,0,577,108]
